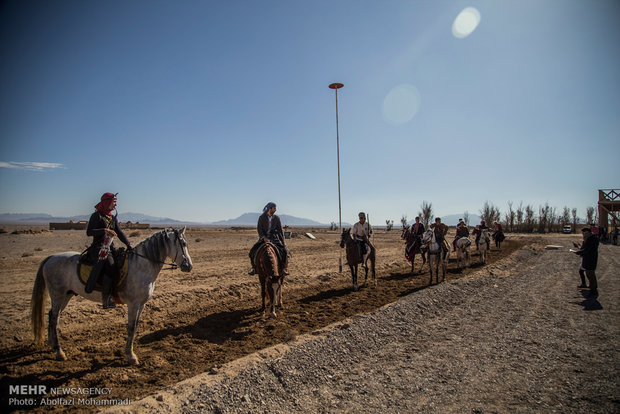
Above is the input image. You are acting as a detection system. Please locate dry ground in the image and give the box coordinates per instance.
[0,226,617,412]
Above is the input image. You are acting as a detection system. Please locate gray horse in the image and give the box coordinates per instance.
[31,227,193,365]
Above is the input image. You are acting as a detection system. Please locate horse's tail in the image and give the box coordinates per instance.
[31,256,51,345]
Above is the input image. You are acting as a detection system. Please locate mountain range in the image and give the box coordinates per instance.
[0,212,481,227]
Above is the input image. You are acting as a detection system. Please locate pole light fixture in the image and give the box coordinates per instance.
[329,82,344,272]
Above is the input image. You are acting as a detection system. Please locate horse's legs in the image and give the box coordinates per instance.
[411,253,415,274]
[125,302,145,365]
[267,282,277,318]
[260,277,267,312]
[48,293,73,361]
[350,264,358,291]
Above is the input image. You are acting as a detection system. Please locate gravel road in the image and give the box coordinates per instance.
[109,238,619,414]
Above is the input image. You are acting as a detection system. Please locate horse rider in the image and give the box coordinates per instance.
[472,220,491,251]
[453,220,470,252]
[248,202,289,276]
[86,192,133,309]
[352,212,374,264]
[410,216,425,240]
[430,217,449,253]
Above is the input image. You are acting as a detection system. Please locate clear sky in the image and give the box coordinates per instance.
[1,0,619,224]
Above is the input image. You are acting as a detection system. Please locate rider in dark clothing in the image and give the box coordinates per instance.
[453,221,470,252]
[248,202,289,276]
[86,193,132,309]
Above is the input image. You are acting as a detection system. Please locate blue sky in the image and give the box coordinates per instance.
[1,0,618,224]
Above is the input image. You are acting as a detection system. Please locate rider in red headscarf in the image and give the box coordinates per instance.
[86,193,132,309]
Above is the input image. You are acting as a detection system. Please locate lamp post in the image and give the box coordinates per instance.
[329,82,344,272]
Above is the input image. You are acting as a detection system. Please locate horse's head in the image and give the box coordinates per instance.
[340,228,351,248]
[400,225,410,240]
[421,229,434,245]
[167,227,193,272]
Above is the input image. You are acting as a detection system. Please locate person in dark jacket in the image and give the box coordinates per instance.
[86,192,133,308]
[248,202,289,276]
[573,227,599,297]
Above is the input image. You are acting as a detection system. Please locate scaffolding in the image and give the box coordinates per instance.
[598,189,620,230]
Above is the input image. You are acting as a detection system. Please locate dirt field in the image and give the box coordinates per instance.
[0,226,617,412]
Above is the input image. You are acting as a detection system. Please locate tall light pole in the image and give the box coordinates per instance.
[329,82,344,272]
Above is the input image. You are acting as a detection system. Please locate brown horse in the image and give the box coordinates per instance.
[254,241,284,317]
[401,225,427,274]
[340,228,376,291]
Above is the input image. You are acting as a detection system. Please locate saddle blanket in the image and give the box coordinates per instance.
[77,259,129,293]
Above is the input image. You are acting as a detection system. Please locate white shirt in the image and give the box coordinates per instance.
[352,221,372,240]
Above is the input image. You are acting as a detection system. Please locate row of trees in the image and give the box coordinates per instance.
[398,201,598,234]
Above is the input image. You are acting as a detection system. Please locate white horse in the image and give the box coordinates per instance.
[455,237,471,269]
[477,228,490,264]
[421,229,449,285]
[31,227,193,365]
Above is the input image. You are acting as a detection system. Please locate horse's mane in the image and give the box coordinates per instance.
[136,229,171,262]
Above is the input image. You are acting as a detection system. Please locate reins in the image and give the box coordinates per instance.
[129,250,179,270]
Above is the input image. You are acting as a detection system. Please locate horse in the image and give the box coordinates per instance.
[477,228,490,264]
[492,229,505,250]
[401,226,427,274]
[340,228,376,291]
[254,241,285,318]
[420,229,449,285]
[31,227,193,365]
[454,237,472,270]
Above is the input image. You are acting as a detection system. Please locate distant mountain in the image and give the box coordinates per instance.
[212,212,326,227]
[0,212,188,225]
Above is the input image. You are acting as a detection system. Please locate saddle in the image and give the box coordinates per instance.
[78,248,129,292]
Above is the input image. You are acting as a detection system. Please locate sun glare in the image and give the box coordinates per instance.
[382,84,421,125]
[452,7,481,39]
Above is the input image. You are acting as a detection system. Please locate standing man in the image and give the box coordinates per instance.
[249,202,289,276]
[352,212,374,264]
[573,227,600,297]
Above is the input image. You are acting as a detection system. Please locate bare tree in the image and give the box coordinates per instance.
[516,202,524,232]
[480,201,500,227]
[507,201,516,232]
[330,222,337,231]
[385,220,394,231]
[560,207,570,226]
[463,211,470,226]
[571,208,578,233]
[547,206,557,233]
[586,206,595,225]
[524,204,535,233]
[418,201,433,229]
[538,203,550,233]
[400,215,408,229]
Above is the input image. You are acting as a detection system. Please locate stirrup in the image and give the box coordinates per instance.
[248,268,256,275]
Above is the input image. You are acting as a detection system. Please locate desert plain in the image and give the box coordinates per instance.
[0,226,618,413]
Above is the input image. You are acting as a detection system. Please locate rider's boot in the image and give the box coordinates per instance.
[101,274,116,309]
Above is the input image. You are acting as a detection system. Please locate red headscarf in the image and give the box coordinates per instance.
[95,192,117,215]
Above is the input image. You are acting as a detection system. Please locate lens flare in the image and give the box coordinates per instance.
[452,7,481,39]
[382,84,421,125]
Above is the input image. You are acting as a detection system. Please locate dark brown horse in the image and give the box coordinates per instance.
[340,228,376,291]
[401,225,427,274]
[254,241,284,317]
